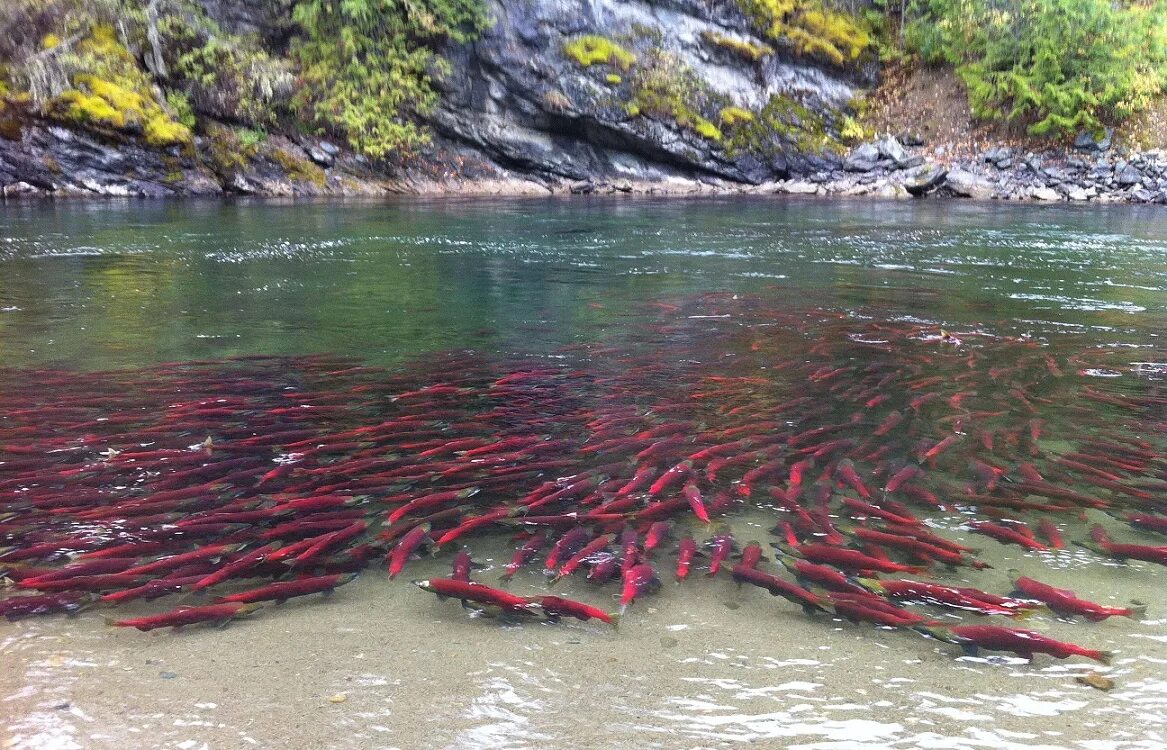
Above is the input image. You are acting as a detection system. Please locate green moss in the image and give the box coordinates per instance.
[701,31,773,62]
[724,93,835,158]
[734,0,871,66]
[606,73,623,85]
[720,106,756,126]
[564,35,636,70]
[626,49,727,143]
[144,114,192,147]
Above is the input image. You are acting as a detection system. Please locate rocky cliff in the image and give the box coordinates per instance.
[0,0,875,196]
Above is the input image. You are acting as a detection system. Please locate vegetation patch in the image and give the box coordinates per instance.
[720,106,756,126]
[291,0,490,158]
[904,0,1167,137]
[701,31,773,63]
[734,0,871,66]
[564,35,636,70]
[42,25,191,148]
[724,93,835,157]
[627,49,725,142]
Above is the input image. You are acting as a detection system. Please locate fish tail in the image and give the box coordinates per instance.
[609,612,621,630]
[1095,650,1114,666]
[1126,602,1148,619]
[102,615,119,627]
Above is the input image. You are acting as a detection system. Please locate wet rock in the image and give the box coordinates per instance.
[904,165,947,197]
[982,146,1013,169]
[1066,186,1089,201]
[1029,186,1061,201]
[944,168,994,199]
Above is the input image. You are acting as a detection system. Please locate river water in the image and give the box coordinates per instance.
[1,197,1165,750]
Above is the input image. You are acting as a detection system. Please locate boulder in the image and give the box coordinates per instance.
[1074,128,1113,153]
[844,143,881,172]
[1116,164,1143,187]
[876,136,907,165]
[1029,186,1061,201]
[945,168,994,200]
[904,165,947,197]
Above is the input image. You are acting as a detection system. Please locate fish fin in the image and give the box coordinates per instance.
[1126,602,1147,619]
[960,644,979,658]
[1097,650,1114,666]
[801,603,820,617]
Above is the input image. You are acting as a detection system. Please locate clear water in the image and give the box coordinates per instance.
[1,197,1165,750]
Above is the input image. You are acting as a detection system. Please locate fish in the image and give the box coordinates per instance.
[730,565,826,615]
[707,530,735,576]
[967,521,1048,551]
[533,595,618,626]
[1,592,98,620]
[216,573,359,604]
[553,534,612,583]
[1009,571,1145,621]
[415,578,540,615]
[388,524,432,579]
[859,579,1032,617]
[108,602,262,631]
[917,624,1113,664]
[682,481,710,523]
[675,535,698,582]
[500,532,547,582]
[620,562,660,611]
[787,543,925,575]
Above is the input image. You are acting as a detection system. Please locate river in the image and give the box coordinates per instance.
[1,197,1165,750]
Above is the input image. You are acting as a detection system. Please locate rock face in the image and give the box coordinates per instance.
[423,0,868,185]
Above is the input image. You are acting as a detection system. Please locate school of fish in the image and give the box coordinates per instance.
[2,293,1164,664]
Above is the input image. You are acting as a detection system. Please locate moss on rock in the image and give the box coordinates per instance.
[564,35,636,71]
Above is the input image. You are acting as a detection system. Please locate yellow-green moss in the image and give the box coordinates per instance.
[720,106,756,126]
[734,0,871,66]
[41,33,61,50]
[701,31,773,62]
[564,35,636,70]
[44,25,192,149]
[606,74,623,85]
[724,93,836,157]
[144,114,193,147]
[693,117,723,141]
[837,113,869,143]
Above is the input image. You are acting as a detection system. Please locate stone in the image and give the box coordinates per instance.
[779,180,819,194]
[844,143,881,172]
[1066,186,1089,201]
[307,147,333,167]
[1029,186,1060,201]
[1116,165,1143,187]
[876,136,907,165]
[944,168,994,200]
[904,166,947,197]
[898,132,926,147]
[1074,128,1113,153]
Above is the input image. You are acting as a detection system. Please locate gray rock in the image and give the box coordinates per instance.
[945,168,995,199]
[307,147,333,167]
[779,180,819,194]
[898,132,925,147]
[904,166,947,197]
[844,143,881,172]
[1029,186,1061,201]
[1116,165,1143,187]
[1066,186,1089,201]
[1074,128,1113,152]
[876,136,907,165]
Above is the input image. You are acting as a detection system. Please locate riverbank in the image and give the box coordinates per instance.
[5,116,1166,204]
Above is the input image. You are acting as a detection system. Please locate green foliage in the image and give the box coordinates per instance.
[734,0,872,65]
[905,0,1167,136]
[564,35,636,70]
[291,0,490,158]
[606,74,623,85]
[238,127,267,149]
[701,31,773,62]
[160,9,294,128]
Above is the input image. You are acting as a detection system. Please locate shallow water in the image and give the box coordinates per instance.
[1,197,1166,750]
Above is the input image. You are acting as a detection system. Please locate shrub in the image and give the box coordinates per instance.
[564,35,636,70]
[905,0,1167,136]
